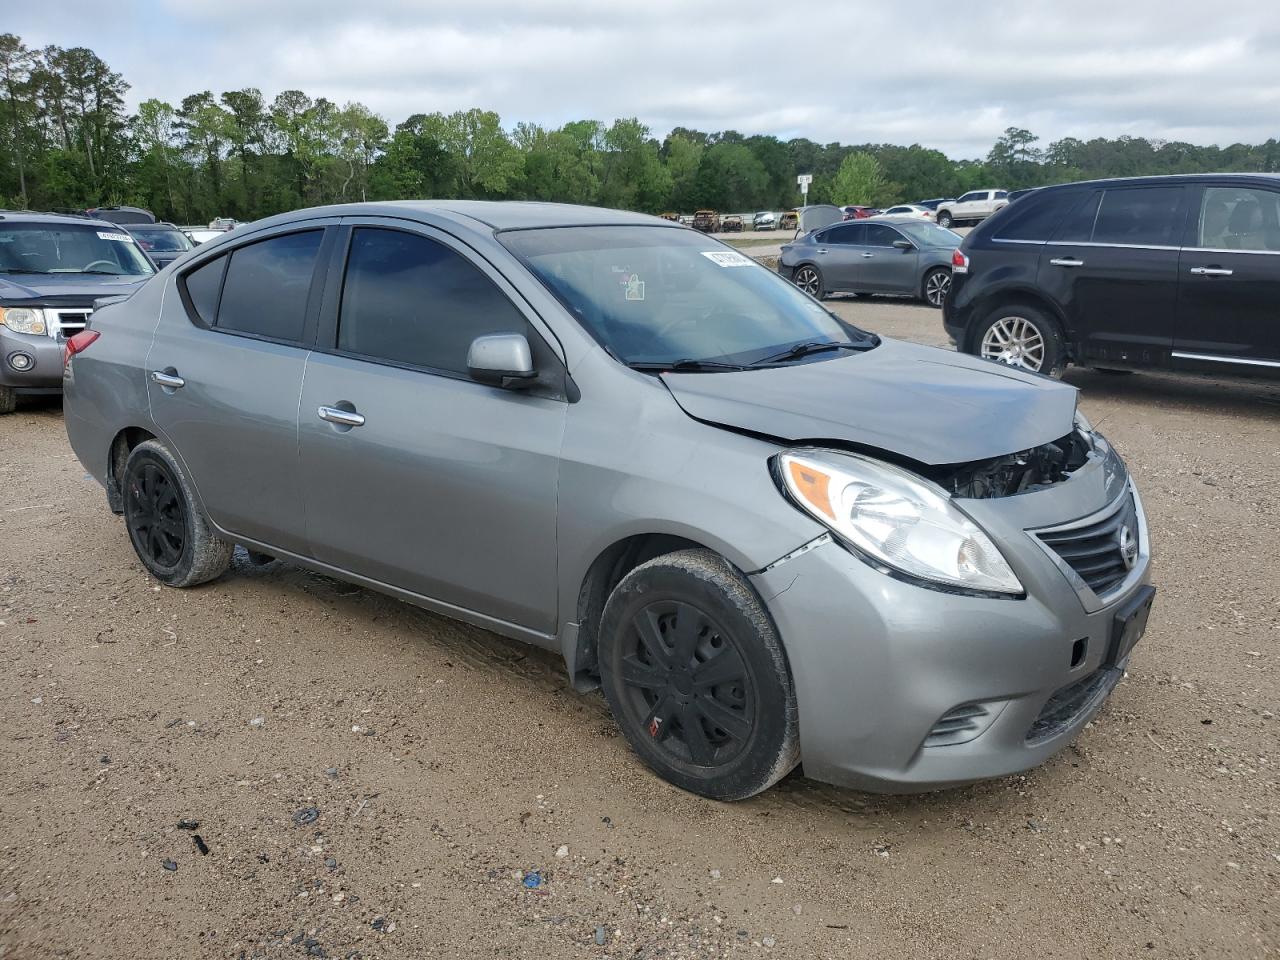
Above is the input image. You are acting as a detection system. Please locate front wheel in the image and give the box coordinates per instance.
[922,267,951,308]
[123,440,234,587]
[975,306,1066,376]
[792,264,825,299]
[598,549,800,800]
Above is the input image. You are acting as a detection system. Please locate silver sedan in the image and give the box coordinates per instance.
[779,218,961,307]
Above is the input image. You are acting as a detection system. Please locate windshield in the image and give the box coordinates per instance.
[894,221,962,247]
[0,223,155,276]
[129,227,193,253]
[501,225,876,368]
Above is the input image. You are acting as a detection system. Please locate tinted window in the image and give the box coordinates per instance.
[958,191,984,203]
[822,223,864,245]
[337,228,527,375]
[993,191,1081,241]
[862,224,901,247]
[1090,187,1184,246]
[216,231,323,342]
[183,255,226,324]
[994,191,1008,199]
[1053,191,1102,243]
[1197,186,1280,251]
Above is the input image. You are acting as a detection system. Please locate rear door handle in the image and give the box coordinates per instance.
[318,405,365,428]
[1189,266,1233,277]
[816,248,828,255]
[1049,257,1085,268]
[861,252,875,259]
[150,371,185,389]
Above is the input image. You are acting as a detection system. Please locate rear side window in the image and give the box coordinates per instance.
[1089,187,1184,246]
[1197,186,1280,251]
[337,227,528,375]
[182,255,226,324]
[822,223,864,245]
[216,231,323,343]
[994,191,1082,242]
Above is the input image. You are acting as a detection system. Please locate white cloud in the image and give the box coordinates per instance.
[8,0,1280,156]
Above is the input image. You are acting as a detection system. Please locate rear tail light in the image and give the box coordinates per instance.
[951,249,970,274]
[63,329,100,366]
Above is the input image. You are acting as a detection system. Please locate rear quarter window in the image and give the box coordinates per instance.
[180,255,227,325]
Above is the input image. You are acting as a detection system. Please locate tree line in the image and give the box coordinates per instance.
[5,34,1280,224]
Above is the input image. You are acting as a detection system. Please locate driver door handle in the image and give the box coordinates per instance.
[150,371,185,389]
[861,252,875,258]
[1049,257,1085,268]
[816,248,828,255]
[1189,266,1233,276]
[318,405,365,427]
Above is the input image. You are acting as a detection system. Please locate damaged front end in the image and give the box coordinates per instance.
[928,426,1093,500]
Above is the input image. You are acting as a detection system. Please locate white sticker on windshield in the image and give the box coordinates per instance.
[624,274,645,301]
[97,231,133,242]
[701,250,752,268]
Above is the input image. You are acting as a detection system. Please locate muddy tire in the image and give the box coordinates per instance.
[0,386,15,415]
[598,549,800,800]
[122,440,233,588]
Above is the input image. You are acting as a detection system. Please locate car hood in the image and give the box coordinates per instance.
[660,338,1078,466]
[0,273,149,305]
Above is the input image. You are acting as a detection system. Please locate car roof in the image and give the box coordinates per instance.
[244,200,681,236]
[1032,172,1280,193]
[0,210,109,226]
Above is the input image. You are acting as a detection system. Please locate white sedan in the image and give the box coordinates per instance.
[877,204,936,222]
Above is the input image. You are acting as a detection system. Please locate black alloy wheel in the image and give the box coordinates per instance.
[125,460,187,573]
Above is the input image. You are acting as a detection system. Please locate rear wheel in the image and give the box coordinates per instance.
[598,549,800,800]
[792,264,825,300]
[975,305,1066,376]
[936,211,953,228]
[922,267,951,308]
[123,440,234,587]
[0,386,14,415]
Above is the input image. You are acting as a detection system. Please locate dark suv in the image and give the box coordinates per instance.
[943,174,1280,379]
[0,212,154,413]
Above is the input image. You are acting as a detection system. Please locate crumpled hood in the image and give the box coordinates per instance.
[0,273,148,305]
[661,338,1079,466]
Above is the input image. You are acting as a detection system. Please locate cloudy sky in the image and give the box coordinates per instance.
[9,0,1280,158]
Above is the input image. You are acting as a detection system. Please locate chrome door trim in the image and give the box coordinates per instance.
[1049,257,1085,267]
[1171,351,1280,368]
[1183,245,1280,256]
[1187,266,1233,276]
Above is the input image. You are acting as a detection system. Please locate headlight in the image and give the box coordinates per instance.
[0,307,47,336]
[776,450,1024,596]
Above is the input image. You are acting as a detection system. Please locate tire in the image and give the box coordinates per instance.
[122,439,234,588]
[922,267,951,308]
[0,386,15,415]
[974,304,1066,377]
[792,264,825,300]
[936,211,953,228]
[598,549,800,801]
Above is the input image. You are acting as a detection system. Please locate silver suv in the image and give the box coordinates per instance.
[64,201,1155,799]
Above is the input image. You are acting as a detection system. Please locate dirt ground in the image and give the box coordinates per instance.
[1,299,1277,959]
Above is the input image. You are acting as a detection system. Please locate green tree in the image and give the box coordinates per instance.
[830,151,896,206]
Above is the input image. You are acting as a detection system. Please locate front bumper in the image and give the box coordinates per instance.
[752,451,1153,793]
[0,327,66,391]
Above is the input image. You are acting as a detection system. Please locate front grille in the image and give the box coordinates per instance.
[51,310,92,340]
[1025,668,1118,743]
[1036,493,1138,597]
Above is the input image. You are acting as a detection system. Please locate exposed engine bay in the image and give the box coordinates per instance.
[930,430,1093,499]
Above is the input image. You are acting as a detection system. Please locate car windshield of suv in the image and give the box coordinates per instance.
[895,221,962,247]
[129,227,193,253]
[501,225,877,369]
[0,223,155,276]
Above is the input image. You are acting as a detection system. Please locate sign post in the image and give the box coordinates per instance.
[797,173,813,203]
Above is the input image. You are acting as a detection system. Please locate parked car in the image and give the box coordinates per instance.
[840,205,878,220]
[945,173,1280,379]
[692,210,720,233]
[780,219,961,307]
[753,211,777,231]
[878,204,936,222]
[1006,188,1039,203]
[64,202,1153,800]
[658,212,680,222]
[125,222,196,269]
[85,205,156,226]
[209,217,241,231]
[935,190,1008,227]
[183,228,225,245]
[915,198,953,211]
[0,212,154,414]
[778,210,799,231]
[720,215,744,233]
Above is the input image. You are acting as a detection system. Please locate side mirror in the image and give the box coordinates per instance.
[892,239,915,251]
[467,333,536,389]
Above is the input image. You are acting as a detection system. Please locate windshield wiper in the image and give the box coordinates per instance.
[752,340,875,365]
[628,358,749,373]
[78,269,127,275]
[0,267,52,274]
